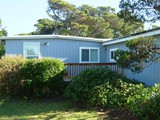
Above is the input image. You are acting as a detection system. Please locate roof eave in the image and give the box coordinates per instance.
[102,29,160,46]
[0,35,107,43]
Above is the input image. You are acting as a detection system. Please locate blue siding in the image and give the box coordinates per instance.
[6,40,23,56]
[105,35,160,86]
[105,42,127,63]
[124,62,160,86]
[5,39,106,63]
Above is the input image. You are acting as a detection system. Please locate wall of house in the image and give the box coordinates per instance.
[5,35,160,85]
[105,35,160,86]
[105,42,128,63]
[5,39,107,63]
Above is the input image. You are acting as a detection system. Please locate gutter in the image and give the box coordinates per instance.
[0,35,110,43]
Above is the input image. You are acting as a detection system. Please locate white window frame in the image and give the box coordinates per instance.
[110,48,118,62]
[79,47,100,63]
[23,42,40,59]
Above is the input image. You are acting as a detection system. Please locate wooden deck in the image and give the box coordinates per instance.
[64,63,121,81]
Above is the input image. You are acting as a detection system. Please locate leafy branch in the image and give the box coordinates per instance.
[114,37,160,73]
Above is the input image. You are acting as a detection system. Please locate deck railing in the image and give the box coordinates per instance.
[64,63,121,80]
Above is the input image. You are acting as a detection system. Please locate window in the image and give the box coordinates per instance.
[80,47,99,63]
[23,42,40,59]
[110,48,118,62]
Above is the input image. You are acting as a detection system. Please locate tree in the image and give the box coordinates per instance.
[46,0,114,38]
[47,0,76,35]
[119,0,160,22]
[22,0,144,38]
[118,21,144,37]
[152,25,160,29]
[94,6,144,37]
[0,20,7,36]
[34,19,56,34]
[0,19,7,58]
[114,37,159,73]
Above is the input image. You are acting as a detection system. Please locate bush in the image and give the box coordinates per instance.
[89,79,144,108]
[126,84,160,120]
[0,56,24,97]
[65,67,160,119]
[21,58,65,98]
[65,67,141,108]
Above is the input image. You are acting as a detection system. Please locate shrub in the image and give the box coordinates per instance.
[0,56,24,97]
[89,78,144,108]
[65,67,141,108]
[65,68,117,103]
[126,84,160,120]
[21,58,65,98]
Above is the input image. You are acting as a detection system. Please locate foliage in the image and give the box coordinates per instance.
[0,56,65,98]
[65,67,141,108]
[0,41,5,58]
[0,56,25,97]
[118,21,144,37]
[21,58,65,98]
[22,0,144,38]
[65,67,160,119]
[34,18,56,35]
[126,84,160,120]
[0,19,7,58]
[114,37,158,73]
[119,0,160,22]
[0,19,7,36]
[89,79,143,108]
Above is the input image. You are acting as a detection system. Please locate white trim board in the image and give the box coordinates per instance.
[79,47,100,63]
[0,35,110,43]
[109,48,118,62]
[103,29,160,46]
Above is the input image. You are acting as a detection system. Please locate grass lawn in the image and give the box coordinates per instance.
[0,98,108,120]
[0,98,138,120]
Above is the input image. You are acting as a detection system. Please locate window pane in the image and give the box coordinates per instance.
[110,49,118,61]
[82,49,89,61]
[26,48,38,56]
[24,43,40,59]
[111,51,114,59]
[90,49,98,62]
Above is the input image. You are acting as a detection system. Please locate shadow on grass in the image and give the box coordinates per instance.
[0,98,139,120]
[100,108,139,120]
[0,97,106,120]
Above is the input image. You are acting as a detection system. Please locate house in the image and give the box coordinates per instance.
[1,35,108,63]
[1,27,160,85]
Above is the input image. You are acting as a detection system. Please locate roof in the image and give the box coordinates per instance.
[1,27,160,45]
[0,35,110,43]
[103,27,160,46]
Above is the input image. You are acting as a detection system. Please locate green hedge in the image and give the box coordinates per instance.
[0,56,65,98]
[65,67,160,119]
[126,84,160,120]
[21,58,65,98]
[0,56,24,97]
[65,67,141,108]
